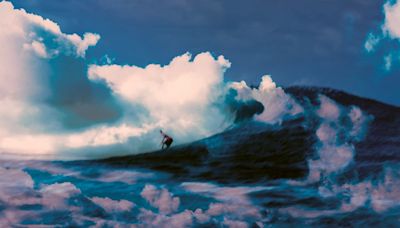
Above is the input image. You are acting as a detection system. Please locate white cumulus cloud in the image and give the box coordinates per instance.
[0,1,303,160]
[88,52,233,146]
[383,0,400,39]
[364,0,400,70]
[229,75,303,124]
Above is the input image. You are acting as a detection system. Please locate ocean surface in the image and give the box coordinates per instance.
[1,87,399,227]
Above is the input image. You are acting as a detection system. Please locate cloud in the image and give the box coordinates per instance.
[364,0,400,71]
[88,52,233,143]
[0,1,99,60]
[384,54,393,71]
[382,0,400,39]
[65,123,153,148]
[0,2,98,150]
[229,76,303,124]
[364,33,380,52]
[0,1,302,160]
[72,33,101,57]
[84,51,302,157]
[73,52,300,158]
[23,40,48,58]
[0,1,121,158]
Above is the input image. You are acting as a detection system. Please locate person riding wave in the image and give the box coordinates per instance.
[160,130,173,149]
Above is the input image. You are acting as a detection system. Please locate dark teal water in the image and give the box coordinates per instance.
[1,158,400,227]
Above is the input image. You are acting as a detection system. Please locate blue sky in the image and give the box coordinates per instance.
[10,0,399,105]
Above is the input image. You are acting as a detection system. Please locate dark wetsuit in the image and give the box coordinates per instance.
[161,131,173,149]
[164,136,173,148]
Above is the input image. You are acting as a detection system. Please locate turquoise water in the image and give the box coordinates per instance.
[1,159,400,227]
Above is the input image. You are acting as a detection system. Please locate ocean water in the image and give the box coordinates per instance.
[0,88,399,227]
[1,158,400,227]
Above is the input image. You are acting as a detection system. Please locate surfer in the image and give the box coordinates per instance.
[160,130,173,149]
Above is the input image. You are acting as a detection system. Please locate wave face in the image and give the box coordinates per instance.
[99,118,315,183]
[100,86,400,183]
[0,87,399,227]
